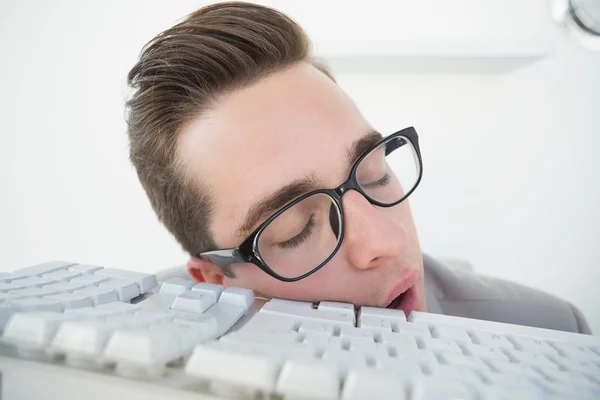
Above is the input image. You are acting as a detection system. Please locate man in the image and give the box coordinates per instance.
[126,2,591,333]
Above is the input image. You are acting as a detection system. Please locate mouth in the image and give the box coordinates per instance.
[384,270,421,317]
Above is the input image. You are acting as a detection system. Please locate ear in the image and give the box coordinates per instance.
[187,256,225,285]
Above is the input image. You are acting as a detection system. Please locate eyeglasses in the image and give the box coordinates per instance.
[200,126,423,282]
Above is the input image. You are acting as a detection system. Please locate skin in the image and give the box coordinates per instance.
[179,62,427,310]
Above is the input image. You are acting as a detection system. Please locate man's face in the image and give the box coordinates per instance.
[179,62,427,313]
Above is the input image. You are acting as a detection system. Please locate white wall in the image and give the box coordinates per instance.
[1,0,599,333]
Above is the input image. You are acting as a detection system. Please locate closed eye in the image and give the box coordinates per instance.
[361,173,391,189]
[278,215,315,249]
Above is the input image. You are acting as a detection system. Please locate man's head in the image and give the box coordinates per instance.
[127,1,427,313]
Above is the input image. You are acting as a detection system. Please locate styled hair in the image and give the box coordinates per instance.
[125,1,334,263]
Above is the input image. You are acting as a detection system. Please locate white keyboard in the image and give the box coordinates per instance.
[0,261,252,371]
[1,262,600,400]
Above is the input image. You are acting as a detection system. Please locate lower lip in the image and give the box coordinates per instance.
[394,285,420,318]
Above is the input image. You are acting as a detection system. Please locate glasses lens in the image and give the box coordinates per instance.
[356,135,420,205]
[256,193,342,279]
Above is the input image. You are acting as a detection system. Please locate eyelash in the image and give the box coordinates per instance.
[363,173,391,189]
[278,215,316,249]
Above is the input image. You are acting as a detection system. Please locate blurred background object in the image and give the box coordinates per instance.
[551,0,600,51]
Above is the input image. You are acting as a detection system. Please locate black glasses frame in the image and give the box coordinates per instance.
[200,126,423,282]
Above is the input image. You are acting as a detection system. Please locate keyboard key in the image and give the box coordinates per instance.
[70,274,109,286]
[73,286,119,305]
[343,340,389,359]
[357,315,393,331]
[262,300,354,326]
[486,359,545,380]
[172,317,220,345]
[159,278,195,295]
[507,350,562,371]
[214,333,308,361]
[52,320,124,356]
[509,336,559,356]
[539,379,600,398]
[42,270,82,281]
[0,281,27,291]
[374,356,425,381]
[12,261,76,278]
[99,279,139,301]
[485,385,544,400]
[0,272,13,282]
[241,312,297,335]
[380,331,419,352]
[191,282,224,303]
[431,325,472,344]
[8,277,57,288]
[42,282,86,293]
[302,333,344,349]
[340,326,376,345]
[463,343,510,361]
[64,307,120,318]
[358,306,407,324]
[550,342,600,361]
[200,303,250,335]
[276,359,340,399]
[298,320,336,335]
[539,368,598,387]
[97,302,141,313]
[470,330,514,349]
[0,303,20,329]
[552,356,600,374]
[342,368,407,400]
[412,377,477,400]
[130,310,172,325]
[419,338,464,355]
[43,293,93,309]
[264,298,313,309]
[69,264,104,274]
[481,371,538,388]
[0,292,24,301]
[185,343,280,391]
[320,349,370,374]
[318,301,354,313]
[7,297,62,312]
[9,287,62,298]
[3,311,76,348]
[168,322,220,352]
[394,321,432,338]
[218,287,254,308]
[104,327,183,365]
[171,290,215,314]
[95,268,158,293]
[437,352,491,372]
[431,364,485,386]
[225,329,301,348]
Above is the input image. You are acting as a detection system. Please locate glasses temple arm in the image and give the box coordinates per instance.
[201,249,246,267]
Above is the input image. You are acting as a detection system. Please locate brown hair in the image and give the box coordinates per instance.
[126,1,334,262]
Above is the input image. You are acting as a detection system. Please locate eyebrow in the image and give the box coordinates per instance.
[344,130,383,167]
[236,130,383,239]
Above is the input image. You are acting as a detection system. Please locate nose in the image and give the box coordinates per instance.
[340,190,408,270]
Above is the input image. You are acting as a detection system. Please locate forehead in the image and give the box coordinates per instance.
[178,62,371,247]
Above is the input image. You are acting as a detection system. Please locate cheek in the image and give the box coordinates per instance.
[377,199,414,226]
[226,261,342,301]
